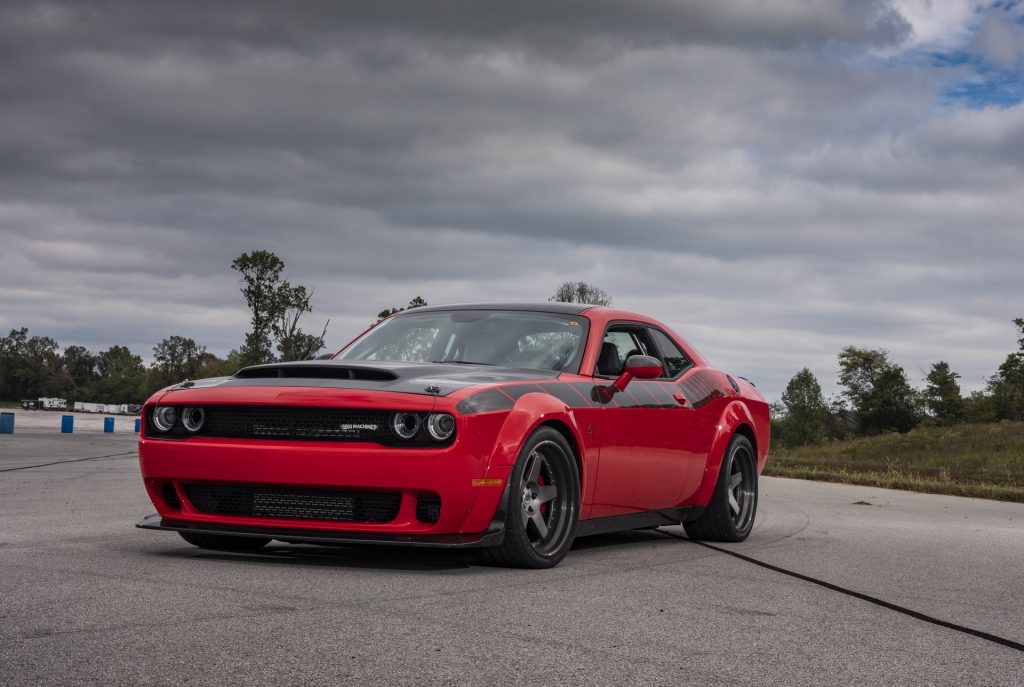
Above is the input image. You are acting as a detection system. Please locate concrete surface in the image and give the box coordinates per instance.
[1,430,1022,686]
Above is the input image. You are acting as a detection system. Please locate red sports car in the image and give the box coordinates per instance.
[137,303,770,568]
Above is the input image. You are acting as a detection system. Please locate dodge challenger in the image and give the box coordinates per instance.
[137,303,769,568]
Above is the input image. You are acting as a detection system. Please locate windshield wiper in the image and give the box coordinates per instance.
[432,360,497,366]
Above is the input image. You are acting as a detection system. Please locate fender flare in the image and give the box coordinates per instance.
[460,392,589,535]
[693,400,758,507]
[487,392,586,469]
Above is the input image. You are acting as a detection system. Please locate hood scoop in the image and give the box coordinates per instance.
[234,364,397,382]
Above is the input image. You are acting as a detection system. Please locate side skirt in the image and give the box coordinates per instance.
[575,506,705,538]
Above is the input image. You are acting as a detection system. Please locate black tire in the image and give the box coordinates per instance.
[684,434,758,542]
[476,427,580,569]
[178,531,272,552]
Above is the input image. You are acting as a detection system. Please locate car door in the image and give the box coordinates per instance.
[589,323,702,517]
[589,325,692,516]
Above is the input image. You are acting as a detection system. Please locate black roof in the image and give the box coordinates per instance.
[398,302,592,316]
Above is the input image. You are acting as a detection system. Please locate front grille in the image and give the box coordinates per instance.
[416,494,442,523]
[202,406,392,442]
[148,405,452,446]
[184,484,401,523]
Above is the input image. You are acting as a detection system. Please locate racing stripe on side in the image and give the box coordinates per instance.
[455,388,516,414]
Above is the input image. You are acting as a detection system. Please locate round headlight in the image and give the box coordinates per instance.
[426,413,456,441]
[182,407,205,433]
[392,412,421,439]
[152,406,177,432]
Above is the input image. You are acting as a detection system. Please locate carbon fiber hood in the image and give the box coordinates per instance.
[172,360,560,397]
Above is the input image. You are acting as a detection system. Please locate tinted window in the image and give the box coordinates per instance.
[649,329,691,377]
[598,326,660,376]
[338,310,590,373]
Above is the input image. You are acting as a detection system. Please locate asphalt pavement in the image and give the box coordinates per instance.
[1,429,1022,686]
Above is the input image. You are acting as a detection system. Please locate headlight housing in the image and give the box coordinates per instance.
[426,413,456,441]
[151,406,177,432]
[181,407,205,433]
[391,412,421,439]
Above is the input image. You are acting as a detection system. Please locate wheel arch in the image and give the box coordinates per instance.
[538,418,583,481]
[692,400,760,508]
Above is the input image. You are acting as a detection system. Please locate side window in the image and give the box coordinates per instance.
[597,325,660,376]
[648,328,691,378]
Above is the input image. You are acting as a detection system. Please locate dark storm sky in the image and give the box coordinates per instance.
[1,0,1023,399]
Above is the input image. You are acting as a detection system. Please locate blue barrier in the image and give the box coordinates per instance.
[104,417,114,433]
[0,412,14,434]
[134,418,141,433]
[61,415,74,433]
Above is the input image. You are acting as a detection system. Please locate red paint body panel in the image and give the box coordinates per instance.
[137,305,770,544]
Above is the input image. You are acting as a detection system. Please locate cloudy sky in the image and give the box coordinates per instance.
[1,0,1023,400]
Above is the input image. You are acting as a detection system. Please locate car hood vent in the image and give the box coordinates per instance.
[234,364,397,382]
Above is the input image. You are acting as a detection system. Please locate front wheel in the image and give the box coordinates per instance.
[684,434,758,542]
[476,427,580,568]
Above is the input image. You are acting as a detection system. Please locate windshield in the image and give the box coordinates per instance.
[337,310,590,373]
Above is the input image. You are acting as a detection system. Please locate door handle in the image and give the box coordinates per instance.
[673,392,688,407]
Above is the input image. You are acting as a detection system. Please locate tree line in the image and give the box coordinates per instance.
[774,318,1024,447]
[0,273,598,405]
[10,264,1016,441]
[0,250,332,404]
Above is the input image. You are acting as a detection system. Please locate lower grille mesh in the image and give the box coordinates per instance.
[184,484,401,523]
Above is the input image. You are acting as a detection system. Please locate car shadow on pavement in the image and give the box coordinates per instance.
[149,527,681,571]
[154,544,476,571]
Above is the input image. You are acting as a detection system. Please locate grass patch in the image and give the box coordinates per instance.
[765,421,1024,503]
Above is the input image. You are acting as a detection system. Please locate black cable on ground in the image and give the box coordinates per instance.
[0,452,135,473]
[661,530,1024,654]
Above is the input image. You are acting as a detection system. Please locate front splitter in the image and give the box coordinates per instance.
[136,513,505,549]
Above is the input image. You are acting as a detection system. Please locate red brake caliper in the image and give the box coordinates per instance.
[538,473,547,516]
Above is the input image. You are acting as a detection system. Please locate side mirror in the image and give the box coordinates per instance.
[613,355,663,391]
[313,352,335,360]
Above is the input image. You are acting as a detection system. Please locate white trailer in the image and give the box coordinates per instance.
[103,404,121,414]
[38,398,67,410]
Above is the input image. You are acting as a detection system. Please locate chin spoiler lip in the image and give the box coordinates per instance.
[135,513,506,548]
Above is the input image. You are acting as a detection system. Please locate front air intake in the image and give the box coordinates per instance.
[184,484,402,523]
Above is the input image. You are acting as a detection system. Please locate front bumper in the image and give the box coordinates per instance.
[136,513,505,548]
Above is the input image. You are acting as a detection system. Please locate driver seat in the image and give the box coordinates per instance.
[596,342,622,376]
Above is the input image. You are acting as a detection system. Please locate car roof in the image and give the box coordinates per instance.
[401,302,593,316]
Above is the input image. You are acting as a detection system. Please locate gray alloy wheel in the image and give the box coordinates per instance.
[178,531,272,552]
[476,426,580,568]
[684,434,758,542]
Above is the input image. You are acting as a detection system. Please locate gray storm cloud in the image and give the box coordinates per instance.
[0,0,1021,400]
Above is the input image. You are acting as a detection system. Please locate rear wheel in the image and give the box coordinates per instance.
[684,434,757,542]
[476,427,580,568]
[178,531,271,551]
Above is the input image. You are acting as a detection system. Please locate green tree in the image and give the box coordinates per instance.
[149,335,208,390]
[91,346,147,403]
[964,390,998,424]
[837,346,918,435]
[232,250,328,365]
[232,250,287,366]
[987,318,1024,421]
[275,286,328,361]
[779,368,827,447]
[0,328,63,400]
[922,361,965,426]
[62,345,98,392]
[377,296,428,321]
[549,281,612,306]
